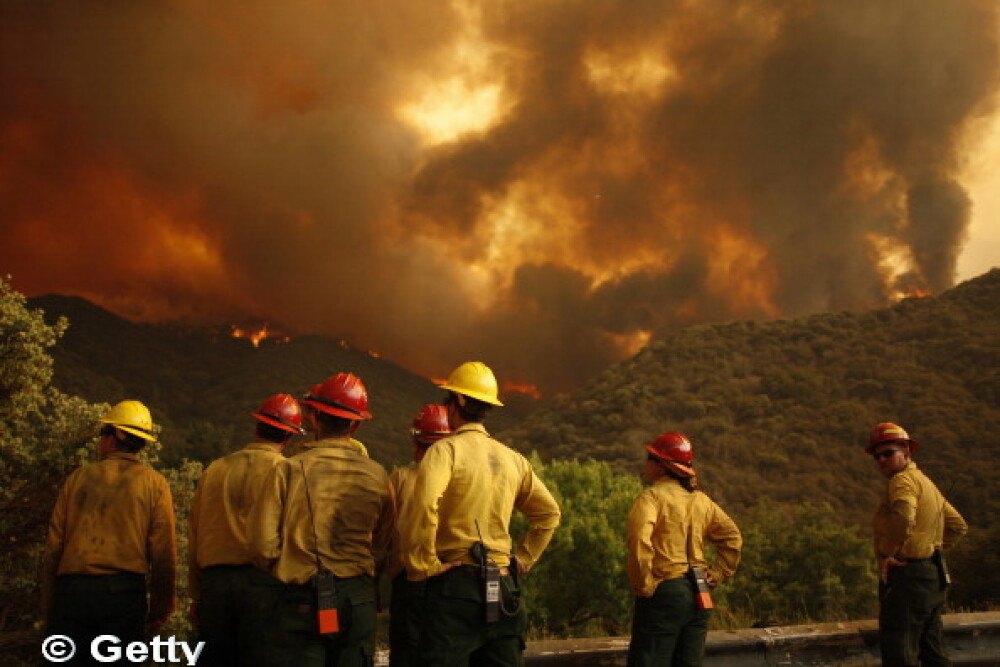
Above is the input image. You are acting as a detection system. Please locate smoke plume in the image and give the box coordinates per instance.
[2,0,997,393]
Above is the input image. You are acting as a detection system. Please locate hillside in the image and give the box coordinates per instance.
[29,295,447,467]
[501,269,1000,529]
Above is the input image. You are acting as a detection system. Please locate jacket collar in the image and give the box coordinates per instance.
[302,437,368,457]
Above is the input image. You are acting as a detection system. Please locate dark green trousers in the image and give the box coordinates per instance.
[197,565,283,667]
[263,574,376,667]
[47,573,147,666]
[627,577,712,667]
[389,573,425,667]
[878,559,950,667]
[418,567,526,667]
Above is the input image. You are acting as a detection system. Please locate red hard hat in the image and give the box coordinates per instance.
[646,432,695,477]
[411,404,451,442]
[303,373,373,420]
[250,393,306,435]
[868,422,919,453]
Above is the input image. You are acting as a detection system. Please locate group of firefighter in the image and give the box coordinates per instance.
[40,360,968,667]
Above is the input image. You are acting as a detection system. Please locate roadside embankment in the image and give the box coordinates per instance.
[523,612,1000,666]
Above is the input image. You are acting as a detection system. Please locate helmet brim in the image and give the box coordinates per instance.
[866,438,920,454]
[102,422,157,442]
[645,446,695,477]
[439,382,504,406]
[250,412,306,435]
[303,400,373,421]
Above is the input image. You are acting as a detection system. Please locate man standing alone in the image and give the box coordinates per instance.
[42,400,176,661]
[869,422,968,667]
[626,432,742,667]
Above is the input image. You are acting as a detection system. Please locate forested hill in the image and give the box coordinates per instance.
[500,268,1000,528]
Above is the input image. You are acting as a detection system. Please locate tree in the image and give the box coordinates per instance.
[717,501,876,625]
[0,276,106,652]
[514,456,643,637]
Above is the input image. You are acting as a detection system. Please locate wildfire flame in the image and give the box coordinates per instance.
[503,382,542,400]
[891,287,933,302]
[230,323,289,348]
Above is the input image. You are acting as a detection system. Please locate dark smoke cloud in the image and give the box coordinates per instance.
[1,0,997,393]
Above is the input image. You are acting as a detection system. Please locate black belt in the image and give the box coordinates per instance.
[902,549,940,564]
[203,563,254,572]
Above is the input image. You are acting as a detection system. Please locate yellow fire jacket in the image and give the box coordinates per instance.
[385,463,418,580]
[42,452,177,622]
[188,442,285,600]
[626,477,742,597]
[400,423,561,580]
[249,438,394,584]
[873,461,968,560]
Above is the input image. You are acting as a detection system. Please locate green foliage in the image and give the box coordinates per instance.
[948,523,1000,612]
[514,457,642,637]
[717,502,876,625]
[158,459,203,641]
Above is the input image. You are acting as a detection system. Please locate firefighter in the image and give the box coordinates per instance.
[249,373,394,667]
[400,361,561,667]
[385,405,451,667]
[869,422,968,667]
[188,393,305,666]
[625,432,742,667]
[42,400,177,662]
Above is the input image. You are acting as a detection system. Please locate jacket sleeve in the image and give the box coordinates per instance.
[399,445,453,580]
[942,501,968,549]
[884,473,919,556]
[513,467,561,571]
[40,477,71,621]
[705,502,743,585]
[248,460,289,570]
[371,472,397,576]
[626,492,657,597]
[146,473,177,624]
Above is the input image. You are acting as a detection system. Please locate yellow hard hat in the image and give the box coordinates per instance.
[98,400,157,442]
[439,361,504,406]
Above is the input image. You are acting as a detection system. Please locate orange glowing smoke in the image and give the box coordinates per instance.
[1,1,994,395]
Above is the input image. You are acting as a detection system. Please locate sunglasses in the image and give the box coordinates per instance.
[873,448,902,461]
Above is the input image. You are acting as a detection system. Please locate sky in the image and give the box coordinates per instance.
[2,0,998,395]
